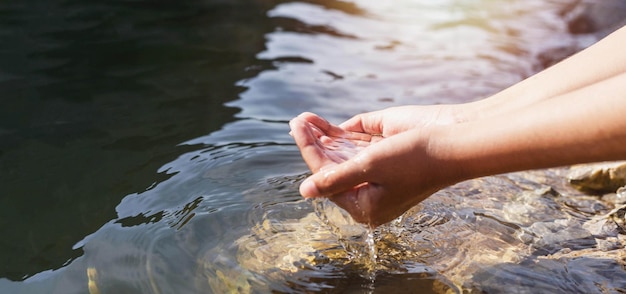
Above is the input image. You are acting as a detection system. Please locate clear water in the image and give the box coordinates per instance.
[1,0,626,293]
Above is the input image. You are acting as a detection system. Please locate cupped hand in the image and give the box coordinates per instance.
[289,111,454,227]
[289,112,379,173]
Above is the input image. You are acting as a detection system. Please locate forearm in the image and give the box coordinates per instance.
[459,25,626,122]
[435,72,626,183]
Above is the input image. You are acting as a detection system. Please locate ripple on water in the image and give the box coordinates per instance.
[229,170,626,292]
[472,256,626,292]
[228,192,460,293]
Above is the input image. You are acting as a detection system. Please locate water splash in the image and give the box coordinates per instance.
[312,198,378,276]
[363,229,377,283]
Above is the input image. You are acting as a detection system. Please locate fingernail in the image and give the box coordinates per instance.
[300,178,320,198]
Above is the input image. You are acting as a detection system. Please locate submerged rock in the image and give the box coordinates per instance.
[225,170,626,293]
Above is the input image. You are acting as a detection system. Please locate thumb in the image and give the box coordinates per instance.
[299,159,370,198]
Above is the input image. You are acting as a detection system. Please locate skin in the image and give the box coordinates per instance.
[289,25,626,228]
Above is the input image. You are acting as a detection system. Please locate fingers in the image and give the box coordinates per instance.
[339,114,366,133]
[325,183,391,227]
[291,112,378,198]
[297,112,344,137]
[339,111,384,135]
[289,116,331,172]
[328,184,373,223]
[328,189,368,224]
[293,112,379,144]
[299,153,371,198]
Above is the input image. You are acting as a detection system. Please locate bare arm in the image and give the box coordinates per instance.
[338,26,626,139]
[462,25,626,121]
[297,73,626,226]
[292,26,626,227]
[435,72,626,182]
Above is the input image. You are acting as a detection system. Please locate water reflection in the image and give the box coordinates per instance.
[0,0,265,280]
[231,0,601,123]
[1,0,626,293]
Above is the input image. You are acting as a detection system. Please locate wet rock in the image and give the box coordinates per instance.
[601,187,626,205]
[502,185,563,226]
[527,218,594,254]
[564,0,626,36]
[539,0,626,69]
[582,204,626,238]
[595,237,622,251]
[608,205,626,233]
[471,256,626,293]
[228,172,626,293]
[567,161,626,194]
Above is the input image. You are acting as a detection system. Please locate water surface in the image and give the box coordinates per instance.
[1,0,625,293]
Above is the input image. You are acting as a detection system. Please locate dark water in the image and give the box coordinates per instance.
[1,0,625,293]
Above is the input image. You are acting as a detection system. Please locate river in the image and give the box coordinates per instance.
[1,0,625,293]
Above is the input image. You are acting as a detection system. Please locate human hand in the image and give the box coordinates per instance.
[289,112,379,173]
[290,112,455,227]
[338,104,466,137]
[290,26,626,227]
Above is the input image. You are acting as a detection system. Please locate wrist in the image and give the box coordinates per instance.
[425,119,526,185]
[421,125,472,189]
[450,99,506,124]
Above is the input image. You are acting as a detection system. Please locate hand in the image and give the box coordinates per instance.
[290,112,455,227]
[289,112,379,173]
[338,105,465,137]
[290,26,626,227]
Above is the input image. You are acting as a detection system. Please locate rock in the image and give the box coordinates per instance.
[564,0,626,36]
[568,161,626,194]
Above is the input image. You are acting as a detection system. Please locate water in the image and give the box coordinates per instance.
[1,0,626,293]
